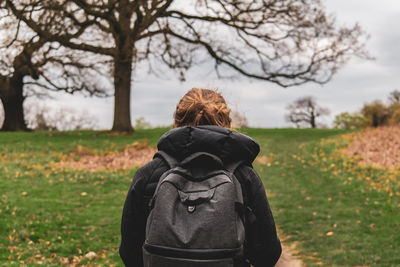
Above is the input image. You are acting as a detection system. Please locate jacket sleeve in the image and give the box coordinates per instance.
[119,166,147,267]
[119,158,165,267]
[236,165,282,267]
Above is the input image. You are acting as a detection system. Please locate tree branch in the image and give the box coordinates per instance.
[6,0,116,56]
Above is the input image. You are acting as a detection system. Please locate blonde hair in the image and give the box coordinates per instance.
[174,88,231,128]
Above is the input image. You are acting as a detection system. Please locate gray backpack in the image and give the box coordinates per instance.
[143,151,245,267]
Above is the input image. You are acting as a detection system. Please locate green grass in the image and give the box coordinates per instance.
[0,129,168,266]
[0,128,399,266]
[242,128,400,266]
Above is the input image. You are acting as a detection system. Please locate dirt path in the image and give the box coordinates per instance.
[275,236,303,267]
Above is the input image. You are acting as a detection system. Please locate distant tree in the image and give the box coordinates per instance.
[361,100,389,127]
[134,117,152,130]
[388,89,400,104]
[285,96,330,128]
[389,109,400,125]
[388,102,400,125]
[387,90,400,125]
[231,110,248,128]
[333,112,368,130]
[5,0,370,132]
[338,90,400,129]
[24,102,99,131]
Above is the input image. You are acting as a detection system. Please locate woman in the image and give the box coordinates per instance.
[120,88,281,266]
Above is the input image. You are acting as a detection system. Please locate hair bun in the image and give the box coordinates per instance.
[174,88,231,128]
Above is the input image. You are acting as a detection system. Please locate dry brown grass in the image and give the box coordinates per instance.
[55,140,157,171]
[342,126,400,170]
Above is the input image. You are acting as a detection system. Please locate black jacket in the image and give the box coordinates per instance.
[119,126,282,266]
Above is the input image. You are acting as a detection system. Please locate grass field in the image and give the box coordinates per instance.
[1,128,399,266]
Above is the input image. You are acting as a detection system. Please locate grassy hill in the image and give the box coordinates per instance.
[0,128,399,266]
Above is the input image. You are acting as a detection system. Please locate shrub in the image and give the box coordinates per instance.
[333,112,369,129]
[133,117,152,129]
[361,100,390,127]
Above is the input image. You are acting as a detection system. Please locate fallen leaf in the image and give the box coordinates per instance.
[84,251,97,260]
[326,231,334,236]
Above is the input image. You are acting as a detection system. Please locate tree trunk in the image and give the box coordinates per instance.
[310,112,316,128]
[112,57,133,133]
[372,114,378,127]
[0,76,28,131]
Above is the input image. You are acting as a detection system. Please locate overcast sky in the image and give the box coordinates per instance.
[42,0,400,129]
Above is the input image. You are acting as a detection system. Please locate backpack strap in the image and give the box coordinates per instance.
[227,161,258,226]
[153,151,178,169]
[231,163,258,260]
[224,160,244,174]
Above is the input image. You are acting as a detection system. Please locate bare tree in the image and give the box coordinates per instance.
[24,101,99,131]
[388,89,400,104]
[5,0,370,132]
[231,110,248,128]
[0,5,44,131]
[0,4,110,131]
[285,96,330,128]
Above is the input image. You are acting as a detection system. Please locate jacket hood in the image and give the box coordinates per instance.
[157,125,260,164]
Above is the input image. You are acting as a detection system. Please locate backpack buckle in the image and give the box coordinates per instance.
[187,205,196,213]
